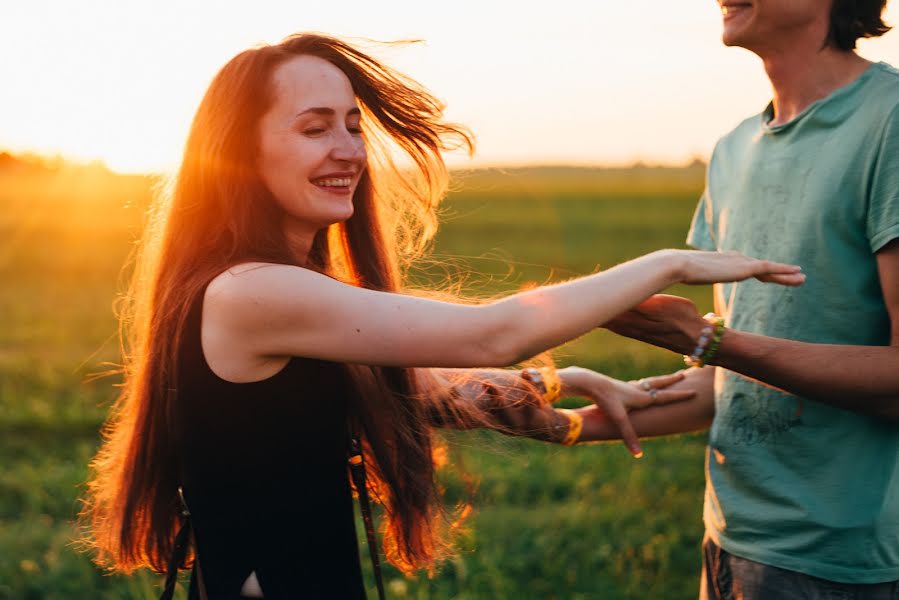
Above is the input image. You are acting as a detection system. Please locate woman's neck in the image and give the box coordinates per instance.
[282,217,319,267]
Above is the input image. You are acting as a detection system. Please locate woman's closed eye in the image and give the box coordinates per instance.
[301,124,362,136]
[302,125,327,136]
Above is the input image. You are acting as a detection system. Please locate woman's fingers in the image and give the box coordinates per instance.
[603,404,642,458]
[752,258,803,275]
[741,258,802,284]
[682,251,803,285]
[649,389,696,405]
[631,388,695,409]
[637,371,685,390]
[756,272,807,286]
[746,257,804,286]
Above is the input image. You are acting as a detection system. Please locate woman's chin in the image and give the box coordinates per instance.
[320,204,355,226]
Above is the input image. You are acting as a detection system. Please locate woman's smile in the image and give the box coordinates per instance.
[310,172,355,195]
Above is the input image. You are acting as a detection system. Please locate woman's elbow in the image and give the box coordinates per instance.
[474,327,529,367]
[461,304,530,367]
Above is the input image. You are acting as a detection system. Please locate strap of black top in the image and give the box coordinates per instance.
[348,433,387,600]
[159,501,191,600]
[160,487,208,600]
[162,415,381,600]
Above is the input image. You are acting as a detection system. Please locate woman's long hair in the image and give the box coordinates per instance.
[82,33,482,575]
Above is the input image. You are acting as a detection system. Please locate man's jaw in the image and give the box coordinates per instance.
[720,1,753,21]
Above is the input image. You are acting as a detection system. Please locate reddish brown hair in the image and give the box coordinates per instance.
[82,33,479,575]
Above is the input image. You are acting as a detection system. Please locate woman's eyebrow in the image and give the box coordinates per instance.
[295,106,361,118]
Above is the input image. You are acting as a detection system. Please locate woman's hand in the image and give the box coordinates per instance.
[664,249,806,286]
[559,366,695,457]
[603,294,707,355]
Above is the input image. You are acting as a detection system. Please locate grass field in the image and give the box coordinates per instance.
[1,162,714,599]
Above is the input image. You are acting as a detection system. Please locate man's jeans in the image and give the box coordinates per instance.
[700,536,899,600]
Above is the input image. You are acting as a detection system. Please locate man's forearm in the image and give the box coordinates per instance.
[577,366,715,442]
[713,330,899,420]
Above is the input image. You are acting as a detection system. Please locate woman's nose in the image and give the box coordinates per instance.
[331,129,366,163]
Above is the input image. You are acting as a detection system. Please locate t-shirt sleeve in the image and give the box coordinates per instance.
[868,104,899,252]
[686,189,718,251]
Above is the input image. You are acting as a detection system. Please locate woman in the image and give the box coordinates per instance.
[81,33,803,599]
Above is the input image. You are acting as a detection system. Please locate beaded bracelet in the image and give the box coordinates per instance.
[683,313,726,368]
[703,314,726,364]
[521,366,562,404]
[539,366,562,404]
[556,408,583,446]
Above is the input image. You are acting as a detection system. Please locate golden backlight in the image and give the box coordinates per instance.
[4,1,899,173]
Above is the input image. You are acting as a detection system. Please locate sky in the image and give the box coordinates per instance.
[4,1,899,174]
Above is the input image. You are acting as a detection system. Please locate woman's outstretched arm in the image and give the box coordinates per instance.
[203,249,803,370]
[426,366,698,456]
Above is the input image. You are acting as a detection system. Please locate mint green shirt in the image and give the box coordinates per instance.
[688,61,899,583]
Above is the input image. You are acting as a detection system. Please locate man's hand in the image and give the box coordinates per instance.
[603,294,707,355]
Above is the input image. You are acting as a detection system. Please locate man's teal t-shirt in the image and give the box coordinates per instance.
[688,61,899,583]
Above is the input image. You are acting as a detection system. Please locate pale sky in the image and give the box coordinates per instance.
[4,0,899,173]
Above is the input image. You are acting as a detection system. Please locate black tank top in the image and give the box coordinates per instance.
[174,288,366,599]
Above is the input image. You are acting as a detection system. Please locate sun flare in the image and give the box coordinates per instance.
[4,1,899,173]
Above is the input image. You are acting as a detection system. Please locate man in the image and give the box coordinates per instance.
[579,0,899,597]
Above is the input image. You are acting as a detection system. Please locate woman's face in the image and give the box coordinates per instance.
[256,55,367,230]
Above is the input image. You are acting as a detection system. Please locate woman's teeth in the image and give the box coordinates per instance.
[314,177,351,187]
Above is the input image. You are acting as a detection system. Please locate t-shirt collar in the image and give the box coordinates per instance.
[760,61,881,134]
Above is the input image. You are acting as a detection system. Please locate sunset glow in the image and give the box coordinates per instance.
[5,0,899,173]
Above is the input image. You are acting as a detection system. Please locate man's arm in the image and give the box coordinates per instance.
[606,240,899,421]
[710,241,899,419]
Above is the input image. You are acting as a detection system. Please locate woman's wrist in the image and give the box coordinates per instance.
[558,365,610,398]
[555,408,583,446]
[558,366,585,396]
[650,249,687,288]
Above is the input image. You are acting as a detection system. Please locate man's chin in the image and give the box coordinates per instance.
[721,29,753,50]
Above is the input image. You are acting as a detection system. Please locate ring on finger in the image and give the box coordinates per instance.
[649,389,658,401]
[639,379,652,391]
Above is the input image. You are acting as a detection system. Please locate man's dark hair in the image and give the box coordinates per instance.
[828,0,891,50]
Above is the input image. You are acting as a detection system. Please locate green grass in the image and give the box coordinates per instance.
[1,163,711,599]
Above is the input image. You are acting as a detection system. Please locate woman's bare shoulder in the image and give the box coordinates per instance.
[204,262,335,325]
[206,262,310,299]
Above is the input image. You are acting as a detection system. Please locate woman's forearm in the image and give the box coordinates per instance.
[482,251,682,364]
[427,368,565,440]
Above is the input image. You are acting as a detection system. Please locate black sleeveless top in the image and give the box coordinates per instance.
[174,289,366,599]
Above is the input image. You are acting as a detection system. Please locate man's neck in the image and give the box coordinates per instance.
[758,34,870,126]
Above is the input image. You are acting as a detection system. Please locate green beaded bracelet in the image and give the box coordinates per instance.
[683,313,726,368]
